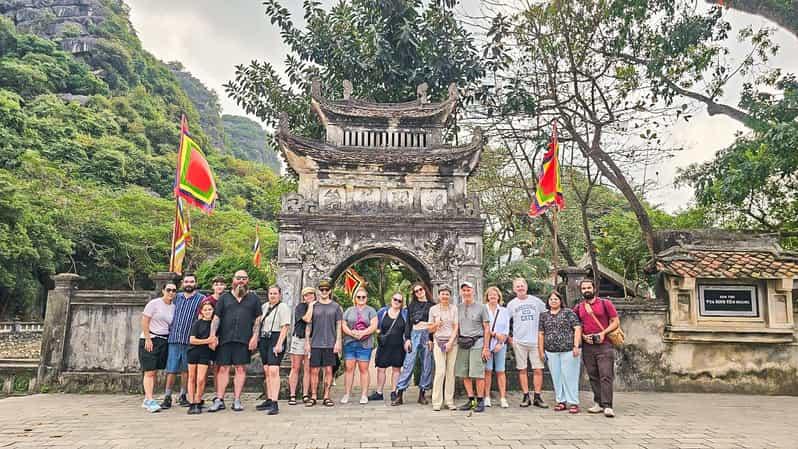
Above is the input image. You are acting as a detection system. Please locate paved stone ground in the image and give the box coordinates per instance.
[0,390,795,449]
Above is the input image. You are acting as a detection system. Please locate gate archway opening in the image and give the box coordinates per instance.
[329,247,433,309]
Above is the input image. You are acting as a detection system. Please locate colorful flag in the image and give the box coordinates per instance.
[252,224,262,268]
[529,122,565,217]
[343,268,366,297]
[169,197,191,274]
[175,114,217,214]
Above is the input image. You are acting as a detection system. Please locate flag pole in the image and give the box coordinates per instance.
[169,197,178,273]
[552,206,559,288]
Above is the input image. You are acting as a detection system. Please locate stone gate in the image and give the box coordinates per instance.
[275,79,485,307]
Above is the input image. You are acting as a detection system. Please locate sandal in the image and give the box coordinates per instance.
[302,395,311,404]
[554,402,567,411]
[288,396,297,405]
[323,398,335,407]
[569,404,580,414]
[305,398,317,407]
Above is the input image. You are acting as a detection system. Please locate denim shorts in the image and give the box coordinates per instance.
[343,340,373,362]
[166,343,189,373]
[485,343,507,372]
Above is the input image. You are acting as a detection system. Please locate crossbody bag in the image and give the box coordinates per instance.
[584,300,625,347]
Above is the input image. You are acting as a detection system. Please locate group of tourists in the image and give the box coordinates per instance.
[139,271,620,418]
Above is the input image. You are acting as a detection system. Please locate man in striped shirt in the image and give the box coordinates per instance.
[162,273,205,409]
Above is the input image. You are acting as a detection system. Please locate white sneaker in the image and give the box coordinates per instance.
[604,407,615,418]
[588,403,603,413]
[446,403,457,410]
[500,397,509,408]
[484,397,491,407]
[359,396,368,405]
[340,394,350,404]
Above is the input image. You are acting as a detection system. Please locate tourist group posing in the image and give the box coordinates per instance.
[139,272,620,418]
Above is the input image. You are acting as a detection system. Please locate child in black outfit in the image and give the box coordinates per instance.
[187,300,217,414]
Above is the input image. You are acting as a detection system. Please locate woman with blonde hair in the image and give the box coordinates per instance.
[341,288,378,404]
[483,286,510,408]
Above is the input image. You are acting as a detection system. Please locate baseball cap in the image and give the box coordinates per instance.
[301,287,316,296]
[460,281,474,289]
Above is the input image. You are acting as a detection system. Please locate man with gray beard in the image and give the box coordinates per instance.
[208,270,262,412]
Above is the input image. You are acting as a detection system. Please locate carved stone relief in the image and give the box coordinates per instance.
[320,188,344,210]
[352,188,380,209]
[389,189,413,210]
[420,189,447,213]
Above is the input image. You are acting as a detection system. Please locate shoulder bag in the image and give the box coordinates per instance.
[584,300,624,347]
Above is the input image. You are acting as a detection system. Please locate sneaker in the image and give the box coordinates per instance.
[178,393,190,407]
[603,407,615,418]
[432,405,441,411]
[587,403,603,414]
[446,403,457,410]
[391,390,404,406]
[457,399,474,411]
[186,404,196,415]
[195,404,202,414]
[255,399,273,411]
[484,397,492,407]
[533,395,548,408]
[359,396,368,405]
[368,391,384,401]
[390,391,397,403]
[520,393,531,407]
[340,394,350,404]
[474,398,485,413]
[208,398,225,412]
[160,395,172,410]
[500,397,509,408]
[232,399,244,412]
[417,389,429,405]
[144,399,161,413]
[267,402,279,415]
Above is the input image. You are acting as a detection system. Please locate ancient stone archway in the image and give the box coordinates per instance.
[275,79,485,310]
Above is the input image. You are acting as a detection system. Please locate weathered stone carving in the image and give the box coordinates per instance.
[342,80,353,101]
[417,82,429,104]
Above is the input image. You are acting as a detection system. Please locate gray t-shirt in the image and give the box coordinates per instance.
[141,297,175,338]
[310,301,343,349]
[506,295,547,345]
[342,305,378,348]
[458,301,489,349]
[260,301,291,336]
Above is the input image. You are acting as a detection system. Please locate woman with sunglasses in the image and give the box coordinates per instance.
[139,282,177,413]
[370,292,409,402]
[340,288,378,405]
[392,282,434,406]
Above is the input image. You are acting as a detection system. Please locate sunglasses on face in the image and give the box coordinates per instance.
[356,295,367,299]
[413,288,423,293]
[164,288,176,293]
[392,298,403,303]
[319,287,330,292]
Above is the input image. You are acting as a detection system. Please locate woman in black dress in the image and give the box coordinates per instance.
[374,292,410,402]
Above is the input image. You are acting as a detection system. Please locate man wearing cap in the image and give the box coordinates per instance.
[302,279,343,407]
[455,281,491,412]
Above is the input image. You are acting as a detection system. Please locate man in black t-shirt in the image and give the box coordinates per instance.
[208,270,262,412]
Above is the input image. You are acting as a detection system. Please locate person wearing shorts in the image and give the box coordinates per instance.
[370,292,409,403]
[288,287,314,405]
[506,277,548,408]
[139,283,176,413]
[204,275,226,400]
[254,285,291,415]
[340,288,378,405]
[483,286,510,408]
[163,273,205,409]
[303,279,343,407]
[208,270,261,412]
[186,300,216,414]
[454,281,490,413]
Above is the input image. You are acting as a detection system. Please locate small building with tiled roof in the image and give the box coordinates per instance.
[649,230,796,343]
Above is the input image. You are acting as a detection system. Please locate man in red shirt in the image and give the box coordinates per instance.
[572,279,620,418]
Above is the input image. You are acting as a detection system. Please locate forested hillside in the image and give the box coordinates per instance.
[0,1,290,319]
[222,115,281,172]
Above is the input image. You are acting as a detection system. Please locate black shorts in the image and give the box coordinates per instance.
[375,344,406,368]
[310,348,337,368]
[139,337,168,371]
[187,346,212,365]
[258,333,286,366]
[216,342,252,366]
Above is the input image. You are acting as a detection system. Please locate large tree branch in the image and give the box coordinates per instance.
[664,79,755,124]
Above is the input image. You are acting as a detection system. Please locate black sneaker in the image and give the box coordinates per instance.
[267,402,279,415]
[474,398,485,413]
[457,399,474,411]
[520,393,531,407]
[367,391,384,401]
[178,393,190,407]
[389,391,397,402]
[533,395,549,409]
[160,395,172,409]
[255,399,274,411]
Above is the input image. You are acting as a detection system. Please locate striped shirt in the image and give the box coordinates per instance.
[168,291,206,345]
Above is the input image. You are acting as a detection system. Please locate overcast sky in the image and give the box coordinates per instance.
[126,0,798,212]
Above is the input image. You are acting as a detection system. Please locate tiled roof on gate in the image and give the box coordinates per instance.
[654,248,798,279]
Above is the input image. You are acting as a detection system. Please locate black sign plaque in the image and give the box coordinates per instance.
[698,285,758,317]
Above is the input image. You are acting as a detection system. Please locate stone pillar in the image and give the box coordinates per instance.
[560,266,589,307]
[151,272,178,297]
[37,273,80,389]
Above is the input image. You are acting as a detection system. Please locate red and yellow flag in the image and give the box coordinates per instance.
[175,115,217,214]
[169,197,191,274]
[343,268,365,297]
[529,123,565,217]
[252,224,262,268]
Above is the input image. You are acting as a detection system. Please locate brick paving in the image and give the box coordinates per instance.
[0,390,795,449]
